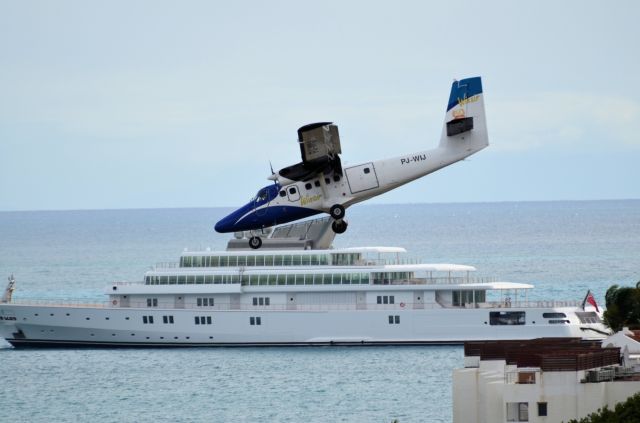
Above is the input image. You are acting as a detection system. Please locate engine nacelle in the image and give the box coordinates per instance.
[267,172,297,187]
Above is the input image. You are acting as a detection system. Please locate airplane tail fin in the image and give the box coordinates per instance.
[438,77,489,156]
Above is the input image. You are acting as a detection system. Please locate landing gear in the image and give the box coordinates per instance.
[249,236,262,249]
[329,204,348,234]
[331,220,348,234]
[329,204,345,220]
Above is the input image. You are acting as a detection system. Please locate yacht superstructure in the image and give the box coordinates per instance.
[0,218,607,347]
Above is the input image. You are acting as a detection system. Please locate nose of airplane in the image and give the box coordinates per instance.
[214,215,235,233]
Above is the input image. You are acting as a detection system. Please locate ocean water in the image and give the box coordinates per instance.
[1,200,639,422]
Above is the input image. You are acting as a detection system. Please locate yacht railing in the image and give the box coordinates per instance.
[5,299,581,310]
[155,262,179,269]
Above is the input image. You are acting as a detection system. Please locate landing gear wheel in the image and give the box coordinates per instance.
[332,220,348,234]
[249,236,262,249]
[329,204,345,220]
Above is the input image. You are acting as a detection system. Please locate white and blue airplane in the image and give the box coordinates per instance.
[215,76,489,248]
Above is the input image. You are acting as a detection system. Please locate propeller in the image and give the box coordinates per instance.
[267,161,278,182]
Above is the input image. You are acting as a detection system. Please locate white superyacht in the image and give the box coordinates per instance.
[0,217,607,348]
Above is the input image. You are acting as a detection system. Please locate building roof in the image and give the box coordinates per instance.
[464,338,620,371]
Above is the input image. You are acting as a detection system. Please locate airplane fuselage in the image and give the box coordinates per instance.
[214,76,488,236]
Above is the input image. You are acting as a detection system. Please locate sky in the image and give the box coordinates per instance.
[1,0,639,211]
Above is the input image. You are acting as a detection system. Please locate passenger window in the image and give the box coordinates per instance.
[289,187,297,195]
[333,175,340,182]
[325,177,331,184]
[364,168,370,174]
[305,183,312,190]
[314,180,320,187]
[279,190,286,197]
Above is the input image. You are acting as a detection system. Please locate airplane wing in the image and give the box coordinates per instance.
[274,122,343,184]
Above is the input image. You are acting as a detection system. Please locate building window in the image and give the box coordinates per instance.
[506,402,528,422]
[388,315,400,324]
[147,298,158,307]
[537,402,547,417]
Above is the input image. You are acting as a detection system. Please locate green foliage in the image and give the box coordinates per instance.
[566,392,640,423]
[602,283,640,332]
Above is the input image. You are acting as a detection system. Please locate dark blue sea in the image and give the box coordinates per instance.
[1,200,639,422]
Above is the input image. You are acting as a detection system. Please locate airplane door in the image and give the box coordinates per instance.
[345,163,379,194]
[286,185,300,202]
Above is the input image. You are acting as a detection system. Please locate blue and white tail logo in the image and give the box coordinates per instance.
[440,76,488,153]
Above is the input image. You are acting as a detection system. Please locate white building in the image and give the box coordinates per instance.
[603,328,640,372]
[453,339,640,423]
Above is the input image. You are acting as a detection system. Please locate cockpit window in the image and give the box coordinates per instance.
[256,189,268,202]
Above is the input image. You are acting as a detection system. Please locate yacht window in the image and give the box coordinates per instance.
[377,296,382,304]
[256,317,261,325]
[279,190,286,197]
[394,315,400,324]
[363,167,370,174]
[542,312,567,319]
[253,297,258,306]
[325,177,331,184]
[333,175,340,182]
[250,317,255,325]
[259,297,264,306]
[147,298,158,307]
[256,189,268,202]
[383,296,389,304]
[575,312,601,324]
[314,180,320,187]
[195,316,200,325]
[549,319,570,324]
[288,187,297,195]
[143,316,148,324]
[489,311,526,326]
[388,315,393,324]
[389,296,395,304]
[207,316,212,324]
[305,183,312,190]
